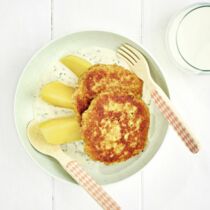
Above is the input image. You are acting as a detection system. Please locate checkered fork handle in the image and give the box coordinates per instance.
[151,89,199,153]
[65,161,121,210]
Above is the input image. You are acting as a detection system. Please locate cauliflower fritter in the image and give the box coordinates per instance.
[81,91,150,164]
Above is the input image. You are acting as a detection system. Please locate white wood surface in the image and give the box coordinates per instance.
[0,1,52,210]
[0,0,210,209]
[143,0,210,210]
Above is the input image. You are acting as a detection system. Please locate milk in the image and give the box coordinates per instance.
[177,6,210,70]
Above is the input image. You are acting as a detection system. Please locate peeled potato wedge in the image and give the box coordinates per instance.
[60,55,92,77]
[40,81,74,108]
[39,116,81,144]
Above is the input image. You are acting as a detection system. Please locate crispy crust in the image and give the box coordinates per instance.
[81,91,150,164]
[73,64,143,117]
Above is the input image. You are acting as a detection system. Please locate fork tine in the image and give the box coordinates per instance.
[123,43,146,61]
[117,49,134,65]
[121,44,139,60]
[119,46,137,63]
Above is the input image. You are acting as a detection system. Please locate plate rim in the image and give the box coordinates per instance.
[14,30,169,185]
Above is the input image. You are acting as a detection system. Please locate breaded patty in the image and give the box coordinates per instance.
[81,91,150,164]
[73,64,143,116]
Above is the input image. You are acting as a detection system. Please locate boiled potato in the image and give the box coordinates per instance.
[60,55,92,77]
[39,116,81,144]
[40,81,74,108]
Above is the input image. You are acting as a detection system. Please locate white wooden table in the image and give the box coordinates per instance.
[0,0,210,209]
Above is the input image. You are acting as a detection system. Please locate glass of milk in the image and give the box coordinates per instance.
[166,3,210,73]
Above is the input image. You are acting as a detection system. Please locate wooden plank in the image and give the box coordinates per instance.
[0,1,52,209]
[53,173,141,210]
[53,0,142,42]
[142,0,210,209]
[53,0,142,209]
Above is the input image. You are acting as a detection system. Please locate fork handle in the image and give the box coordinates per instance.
[151,84,199,153]
[64,161,120,210]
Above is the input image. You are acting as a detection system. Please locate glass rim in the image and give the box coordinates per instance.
[175,4,210,73]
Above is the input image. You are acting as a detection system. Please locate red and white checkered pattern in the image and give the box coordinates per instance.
[66,161,121,210]
[151,89,199,153]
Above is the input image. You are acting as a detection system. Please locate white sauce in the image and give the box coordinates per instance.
[177,6,210,70]
[33,47,153,169]
[34,47,129,122]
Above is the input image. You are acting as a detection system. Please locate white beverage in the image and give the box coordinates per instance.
[177,6,210,70]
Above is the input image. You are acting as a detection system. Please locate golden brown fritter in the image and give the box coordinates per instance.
[81,91,150,164]
[73,64,143,116]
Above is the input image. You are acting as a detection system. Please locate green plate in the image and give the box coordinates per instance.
[14,31,169,185]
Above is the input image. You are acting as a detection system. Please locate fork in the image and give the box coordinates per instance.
[117,43,199,153]
[27,121,121,210]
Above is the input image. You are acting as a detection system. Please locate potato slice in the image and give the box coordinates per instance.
[39,116,81,144]
[40,81,74,108]
[60,55,92,77]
